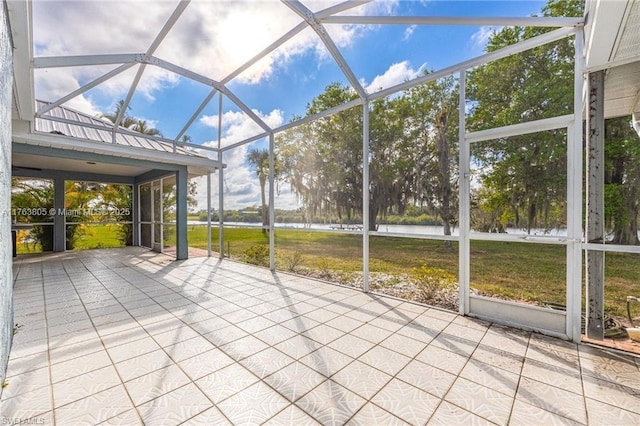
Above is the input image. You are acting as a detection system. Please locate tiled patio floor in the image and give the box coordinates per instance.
[2,248,640,425]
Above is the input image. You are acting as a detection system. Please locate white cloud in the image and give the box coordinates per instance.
[364,61,426,94]
[403,25,417,41]
[190,107,292,210]
[200,109,283,142]
[471,26,502,50]
[34,68,101,116]
[32,0,401,114]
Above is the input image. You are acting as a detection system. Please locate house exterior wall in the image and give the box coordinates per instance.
[0,1,14,395]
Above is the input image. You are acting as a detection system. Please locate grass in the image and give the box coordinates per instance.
[188,225,639,318]
[15,224,640,318]
[72,224,126,249]
[15,224,126,254]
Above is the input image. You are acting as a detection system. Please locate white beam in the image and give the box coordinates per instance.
[255,21,574,169]
[370,26,575,101]
[321,16,583,27]
[458,70,470,316]
[182,142,218,153]
[152,57,271,133]
[220,132,270,153]
[567,26,585,343]
[218,88,272,133]
[273,98,363,133]
[315,1,373,19]
[7,0,34,121]
[112,1,190,135]
[465,114,574,144]
[176,89,217,141]
[583,242,640,254]
[36,63,136,116]
[146,0,190,56]
[33,54,140,69]
[207,173,212,257]
[114,64,146,131]
[362,101,370,293]
[153,57,217,87]
[222,22,307,84]
[218,94,224,259]
[282,0,367,99]
[469,232,569,245]
[268,133,276,271]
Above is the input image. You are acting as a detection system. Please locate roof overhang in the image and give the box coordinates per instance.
[585,0,640,132]
[7,0,34,122]
[12,119,219,177]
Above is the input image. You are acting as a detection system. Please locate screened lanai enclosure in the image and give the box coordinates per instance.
[5,0,640,356]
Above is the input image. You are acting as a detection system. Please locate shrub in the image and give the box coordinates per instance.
[242,244,269,267]
[318,257,332,279]
[285,251,304,272]
[412,265,456,302]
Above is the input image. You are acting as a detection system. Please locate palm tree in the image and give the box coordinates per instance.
[100,100,162,137]
[131,120,162,137]
[247,148,278,233]
[100,100,137,129]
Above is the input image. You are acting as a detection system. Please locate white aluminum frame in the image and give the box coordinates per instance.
[20,0,595,342]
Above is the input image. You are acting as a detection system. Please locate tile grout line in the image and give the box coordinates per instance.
[85,252,237,424]
[395,314,478,425]
[39,255,57,426]
[57,253,145,424]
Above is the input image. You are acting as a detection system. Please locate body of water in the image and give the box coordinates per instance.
[188,221,570,237]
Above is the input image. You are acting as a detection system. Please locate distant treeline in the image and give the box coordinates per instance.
[195,209,443,226]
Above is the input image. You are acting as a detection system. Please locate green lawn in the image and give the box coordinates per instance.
[15,224,640,318]
[72,224,127,249]
[188,225,639,318]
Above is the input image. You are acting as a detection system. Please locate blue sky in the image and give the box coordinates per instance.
[32,0,551,210]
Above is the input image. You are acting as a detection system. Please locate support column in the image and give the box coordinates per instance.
[362,100,370,293]
[53,177,65,252]
[586,69,605,340]
[268,133,275,271]
[567,27,585,342]
[132,182,139,246]
[458,70,470,315]
[218,95,224,258]
[176,167,188,260]
[206,173,211,257]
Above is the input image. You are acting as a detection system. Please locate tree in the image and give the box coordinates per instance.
[467,0,583,233]
[403,75,459,238]
[278,78,459,234]
[100,100,137,129]
[131,120,162,137]
[100,183,134,245]
[604,117,640,245]
[101,100,162,137]
[246,148,279,232]
[278,83,364,227]
[11,178,55,251]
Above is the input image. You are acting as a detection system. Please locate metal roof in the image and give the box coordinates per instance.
[34,100,202,158]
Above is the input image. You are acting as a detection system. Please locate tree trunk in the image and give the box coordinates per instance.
[369,201,379,232]
[613,213,639,245]
[436,110,452,246]
[259,177,267,234]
